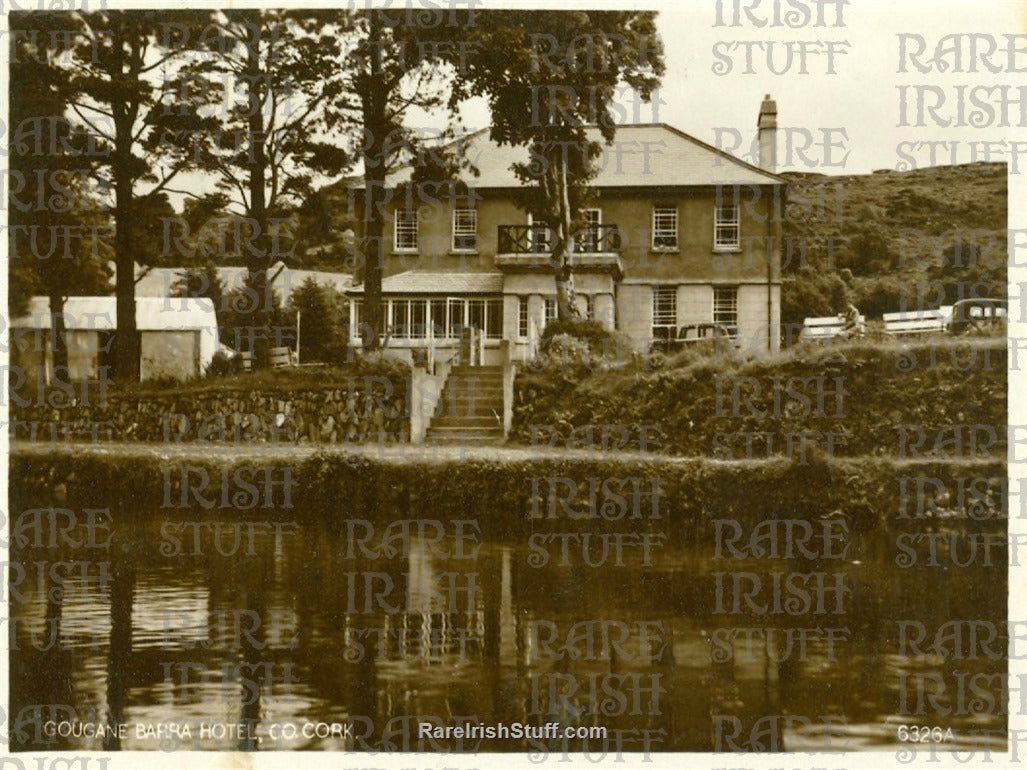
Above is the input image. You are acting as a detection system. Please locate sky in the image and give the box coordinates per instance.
[446,1,1027,176]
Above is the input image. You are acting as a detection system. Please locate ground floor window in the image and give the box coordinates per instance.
[713,286,738,338]
[518,296,529,339]
[652,285,677,340]
[543,297,558,330]
[354,296,503,341]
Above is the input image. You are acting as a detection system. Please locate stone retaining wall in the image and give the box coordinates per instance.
[10,376,409,444]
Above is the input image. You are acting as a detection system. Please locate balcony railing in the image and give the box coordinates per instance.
[497,224,622,255]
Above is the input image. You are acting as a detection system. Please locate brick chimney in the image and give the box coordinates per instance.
[757,94,777,173]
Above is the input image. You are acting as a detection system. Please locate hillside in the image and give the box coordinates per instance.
[780,162,1007,326]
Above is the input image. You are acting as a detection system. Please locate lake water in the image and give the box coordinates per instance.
[8,504,1008,754]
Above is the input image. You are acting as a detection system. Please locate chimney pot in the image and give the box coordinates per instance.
[757,94,778,172]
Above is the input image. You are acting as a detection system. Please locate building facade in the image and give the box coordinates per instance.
[348,98,786,363]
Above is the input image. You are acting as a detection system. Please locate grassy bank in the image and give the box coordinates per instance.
[511,337,1006,457]
[11,443,1005,552]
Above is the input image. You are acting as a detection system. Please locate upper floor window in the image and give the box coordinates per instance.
[575,208,602,253]
[652,205,678,249]
[714,204,740,251]
[452,208,477,252]
[394,208,418,252]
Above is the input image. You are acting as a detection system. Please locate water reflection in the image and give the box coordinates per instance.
[9,506,1008,753]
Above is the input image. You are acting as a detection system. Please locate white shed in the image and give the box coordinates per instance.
[10,296,219,383]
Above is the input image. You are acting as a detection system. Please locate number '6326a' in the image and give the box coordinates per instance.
[898,725,955,742]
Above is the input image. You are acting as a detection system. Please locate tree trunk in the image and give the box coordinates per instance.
[112,121,140,381]
[47,292,69,377]
[359,14,388,352]
[554,153,576,321]
[245,11,271,368]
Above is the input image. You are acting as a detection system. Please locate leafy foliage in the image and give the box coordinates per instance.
[289,278,349,364]
[453,12,665,319]
[512,337,1006,457]
[8,12,115,368]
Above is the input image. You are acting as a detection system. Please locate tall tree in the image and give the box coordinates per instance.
[454,11,665,318]
[332,9,467,351]
[8,12,113,375]
[184,10,351,366]
[62,10,216,381]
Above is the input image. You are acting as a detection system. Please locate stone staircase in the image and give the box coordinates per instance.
[425,365,506,445]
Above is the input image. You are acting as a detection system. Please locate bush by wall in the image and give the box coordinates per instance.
[10,448,1005,556]
[511,338,1007,458]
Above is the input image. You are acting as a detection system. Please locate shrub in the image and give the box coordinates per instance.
[540,318,616,351]
[205,350,235,378]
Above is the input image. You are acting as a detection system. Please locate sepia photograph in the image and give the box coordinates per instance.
[2,1,1022,767]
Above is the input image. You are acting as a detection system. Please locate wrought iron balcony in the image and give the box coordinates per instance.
[495,224,623,275]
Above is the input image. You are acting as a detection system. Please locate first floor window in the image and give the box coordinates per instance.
[410,299,427,339]
[350,300,362,337]
[518,297,529,339]
[713,286,738,338]
[714,204,740,250]
[390,299,409,337]
[447,297,463,337]
[653,205,678,249]
[430,299,447,338]
[543,297,558,330]
[468,299,486,335]
[452,208,477,251]
[386,296,503,341]
[652,285,677,340]
[395,208,418,251]
[486,299,503,340]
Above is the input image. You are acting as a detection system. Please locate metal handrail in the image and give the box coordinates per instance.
[497,224,621,254]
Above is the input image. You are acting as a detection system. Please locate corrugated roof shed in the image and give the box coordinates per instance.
[12,296,217,330]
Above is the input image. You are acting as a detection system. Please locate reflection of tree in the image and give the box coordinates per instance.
[238,555,266,752]
[104,523,135,750]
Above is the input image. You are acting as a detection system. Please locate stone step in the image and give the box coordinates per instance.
[423,365,508,445]
[438,393,503,404]
[436,392,504,403]
[430,415,503,428]
[426,431,506,445]
[449,365,503,373]
[444,377,503,384]
[434,408,503,421]
[426,426,505,438]
[427,435,506,446]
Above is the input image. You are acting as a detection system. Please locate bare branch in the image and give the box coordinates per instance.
[69,102,115,142]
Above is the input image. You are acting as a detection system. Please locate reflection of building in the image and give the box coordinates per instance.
[10,296,218,385]
[347,97,786,362]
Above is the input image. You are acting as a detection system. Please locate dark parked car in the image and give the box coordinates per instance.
[652,323,737,354]
[947,298,1007,335]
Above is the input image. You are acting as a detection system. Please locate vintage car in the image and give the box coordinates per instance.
[947,298,1007,335]
[652,323,737,354]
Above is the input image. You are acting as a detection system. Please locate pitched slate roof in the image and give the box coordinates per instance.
[347,271,504,295]
[384,123,786,189]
